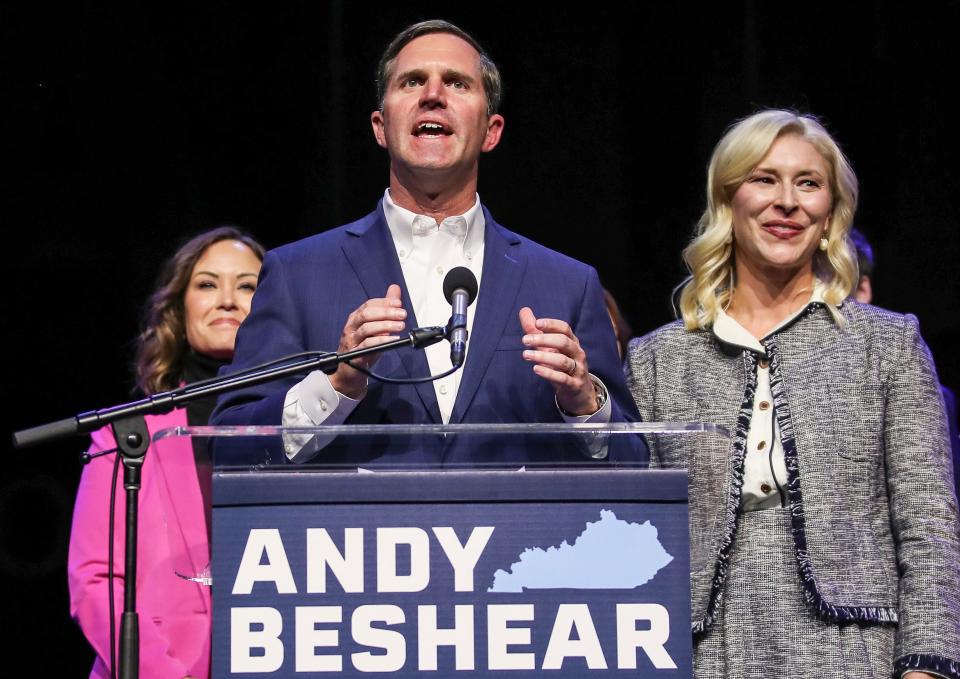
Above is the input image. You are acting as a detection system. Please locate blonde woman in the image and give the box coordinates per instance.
[627,110,959,678]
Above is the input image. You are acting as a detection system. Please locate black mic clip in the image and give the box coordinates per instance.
[409,326,447,349]
[445,313,468,341]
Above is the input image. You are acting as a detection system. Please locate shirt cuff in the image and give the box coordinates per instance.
[556,374,612,460]
[282,371,362,463]
[556,374,612,423]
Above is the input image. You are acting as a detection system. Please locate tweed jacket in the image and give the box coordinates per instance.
[627,300,960,678]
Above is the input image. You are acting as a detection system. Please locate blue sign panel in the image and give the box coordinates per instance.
[212,471,691,678]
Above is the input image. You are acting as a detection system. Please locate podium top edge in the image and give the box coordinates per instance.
[153,422,730,441]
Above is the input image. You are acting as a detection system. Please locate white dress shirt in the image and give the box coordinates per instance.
[385,190,485,423]
[712,286,829,511]
[282,190,610,462]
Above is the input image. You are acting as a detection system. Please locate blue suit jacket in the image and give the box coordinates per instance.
[211,204,646,466]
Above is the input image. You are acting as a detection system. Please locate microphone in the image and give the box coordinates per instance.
[442,267,479,368]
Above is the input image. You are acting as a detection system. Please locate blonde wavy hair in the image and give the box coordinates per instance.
[678,110,859,330]
[134,227,265,395]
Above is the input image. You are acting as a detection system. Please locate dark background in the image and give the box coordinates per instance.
[2,0,958,672]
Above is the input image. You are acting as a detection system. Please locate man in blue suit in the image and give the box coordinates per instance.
[211,20,645,465]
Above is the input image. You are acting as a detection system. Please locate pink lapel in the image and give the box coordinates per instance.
[148,409,210,591]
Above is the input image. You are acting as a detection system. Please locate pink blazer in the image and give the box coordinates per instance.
[68,408,211,679]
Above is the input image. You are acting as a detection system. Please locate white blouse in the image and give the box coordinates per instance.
[712,287,830,511]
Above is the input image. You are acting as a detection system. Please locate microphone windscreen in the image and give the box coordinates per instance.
[443,266,479,305]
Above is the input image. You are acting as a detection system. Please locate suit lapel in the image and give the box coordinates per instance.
[450,213,525,423]
[340,205,441,422]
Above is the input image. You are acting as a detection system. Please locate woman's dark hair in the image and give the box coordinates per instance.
[134,226,265,394]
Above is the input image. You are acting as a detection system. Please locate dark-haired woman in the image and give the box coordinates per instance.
[68,227,264,679]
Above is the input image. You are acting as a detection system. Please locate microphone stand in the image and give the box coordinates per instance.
[12,325,446,679]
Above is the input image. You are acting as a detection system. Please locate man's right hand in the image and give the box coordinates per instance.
[329,284,406,399]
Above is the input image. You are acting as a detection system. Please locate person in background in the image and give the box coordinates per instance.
[849,226,875,304]
[849,226,960,498]
[602,287,633,359]
[68,227,264,679]
[627,110,960,678]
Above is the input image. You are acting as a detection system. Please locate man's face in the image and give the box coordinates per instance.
[371,33,504,187]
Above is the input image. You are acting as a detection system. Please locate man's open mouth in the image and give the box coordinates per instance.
[413,121,453,137]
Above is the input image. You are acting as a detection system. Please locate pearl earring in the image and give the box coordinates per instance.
[819,236,828,251]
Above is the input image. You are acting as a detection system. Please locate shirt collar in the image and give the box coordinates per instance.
[712,281,833,353]
[382,189,485,257]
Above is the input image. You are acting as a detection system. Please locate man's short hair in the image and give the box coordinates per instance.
[375,19,503,117]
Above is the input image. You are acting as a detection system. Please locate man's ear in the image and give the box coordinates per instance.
[481,114,505,153]
[371,110,388,149]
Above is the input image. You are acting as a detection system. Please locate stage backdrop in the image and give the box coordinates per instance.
[3,1,959,672]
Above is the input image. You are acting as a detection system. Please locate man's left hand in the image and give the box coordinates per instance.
[519,307,599,416]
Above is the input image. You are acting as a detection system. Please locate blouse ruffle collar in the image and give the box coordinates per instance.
[712,283,836,354]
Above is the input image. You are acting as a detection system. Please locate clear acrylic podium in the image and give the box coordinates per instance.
[153,423,729,679]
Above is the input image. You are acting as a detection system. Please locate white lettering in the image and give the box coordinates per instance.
[432,526,494,593]
[417,604,475,671]
[295,606,342,672]
[351,604,406,672]
[542,603,607,670]
[487,604,535,670]
[306,528,364,593]
[616,603,677,669]
[232,529,296,595]
[231,607,283,673]
[377,527,430,593]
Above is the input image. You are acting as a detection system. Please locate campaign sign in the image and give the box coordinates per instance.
[212,469,691,678]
